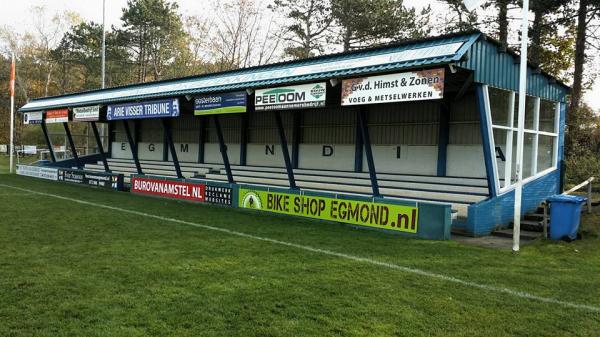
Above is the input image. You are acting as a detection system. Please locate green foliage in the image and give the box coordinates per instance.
[330,0,428,51]
[270,0,333,59]
[118,0,187,82]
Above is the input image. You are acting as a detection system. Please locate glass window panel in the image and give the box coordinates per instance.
[489,87,512,127]
[539,100,557,133]
[537,135,555,172]
[514,95,536,130]
[511,132,535,180]
[493,128,509,187]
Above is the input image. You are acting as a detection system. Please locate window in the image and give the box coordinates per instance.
[487,86,559,191]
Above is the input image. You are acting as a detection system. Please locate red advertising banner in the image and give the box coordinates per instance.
[131,177,205,202]
[45,108,69,123]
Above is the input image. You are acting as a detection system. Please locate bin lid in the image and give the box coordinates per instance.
[547,194,587,203]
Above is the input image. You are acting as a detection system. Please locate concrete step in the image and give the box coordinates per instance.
[492,228,542,241]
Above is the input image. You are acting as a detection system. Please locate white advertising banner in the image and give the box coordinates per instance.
[73,105,100,122]
[16,165,58,181]
[23,111,43,125]
[255,82,326,111]
[341,68,445,106]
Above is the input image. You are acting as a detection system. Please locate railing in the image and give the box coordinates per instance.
[565,176,594,214]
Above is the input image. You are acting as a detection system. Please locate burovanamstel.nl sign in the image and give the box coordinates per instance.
[239,188,418,233]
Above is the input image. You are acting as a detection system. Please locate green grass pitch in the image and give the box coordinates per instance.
[1,159,599,336]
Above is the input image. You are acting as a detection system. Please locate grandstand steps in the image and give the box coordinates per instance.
[83,158,490,217]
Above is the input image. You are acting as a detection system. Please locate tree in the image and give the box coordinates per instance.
[118,0,187,82]
[209,0,281,71]
[439,0,478,33]
[51,22,132,92]
[330,0,426,51]
[270,0,333,59]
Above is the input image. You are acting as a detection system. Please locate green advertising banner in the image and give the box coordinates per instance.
[239,188,418,233]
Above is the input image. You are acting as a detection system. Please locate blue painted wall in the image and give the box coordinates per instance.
[464,170,560,236]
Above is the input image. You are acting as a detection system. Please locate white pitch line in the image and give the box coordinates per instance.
[1,183,599,313]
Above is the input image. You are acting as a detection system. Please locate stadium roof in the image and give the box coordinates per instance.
[19,30,569,113]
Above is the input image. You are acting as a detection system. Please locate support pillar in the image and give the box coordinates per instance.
[63,122,82,169]
[91,121,110,172]
[41,120,56,162]
[123,120,143,175]
[275,111,296,189]
[214,115,234,183]
[358,107,379,197]
[162,118,183,179]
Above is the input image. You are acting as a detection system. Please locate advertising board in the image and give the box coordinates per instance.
[45,108,69,123]
[255,82,326,111]
[341,69,445,106]
[57,168,124,190]
[73,105,100,122]
[239,188,418,233]
[194,91,247,115]
[131,177,233,206]
[23,111,43,125]
[106,98,180,120]
[16,165,58,180]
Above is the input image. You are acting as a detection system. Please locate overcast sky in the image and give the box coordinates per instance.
[1,0,598,109]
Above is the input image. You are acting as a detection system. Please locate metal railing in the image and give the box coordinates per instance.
[565,176,594,214]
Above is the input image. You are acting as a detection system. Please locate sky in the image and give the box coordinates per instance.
[0,0,598,109]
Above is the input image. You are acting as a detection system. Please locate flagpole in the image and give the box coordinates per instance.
[513,0,530,252]
[9,52,15,174]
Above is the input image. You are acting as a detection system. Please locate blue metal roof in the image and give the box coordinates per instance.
[19,32,480,112]
[19,30,569,112]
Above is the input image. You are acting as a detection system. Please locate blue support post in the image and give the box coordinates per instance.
[292,110,301,169]
[63,122,82,169]
[107,121,114,158]
[437,101,450,176]
[41,120,56,162]
[91,121,110,172]
[354,110,363,172]
[358,107,379,197]
[240,113,248,166]
[162,118,183,179]
[198,116,205,163]
[214,115,234,183]
[476,85,497,197]
[123,120,143,175]
[275,111,297,189]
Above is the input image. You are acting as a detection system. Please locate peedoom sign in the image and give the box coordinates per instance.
[106,98,180,120]
[73,105,100,122]
[255,82,326,111]
[23,111,43,125]
[239,189,419,233]
[45,108,69,123]
[341,68,445,106]
[194,91,247,115]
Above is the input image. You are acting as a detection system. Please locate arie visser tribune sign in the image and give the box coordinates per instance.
[255,82,326,111]
[341,68,445,106]
[239,188,418,233]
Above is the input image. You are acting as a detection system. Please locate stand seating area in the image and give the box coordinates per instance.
[83,158,490,217]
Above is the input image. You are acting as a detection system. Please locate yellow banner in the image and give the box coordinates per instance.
[239,189,418,233]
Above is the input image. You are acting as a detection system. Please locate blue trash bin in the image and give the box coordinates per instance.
[547,194,587,241]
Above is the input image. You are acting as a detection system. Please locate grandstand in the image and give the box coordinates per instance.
[17,30,569,238]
